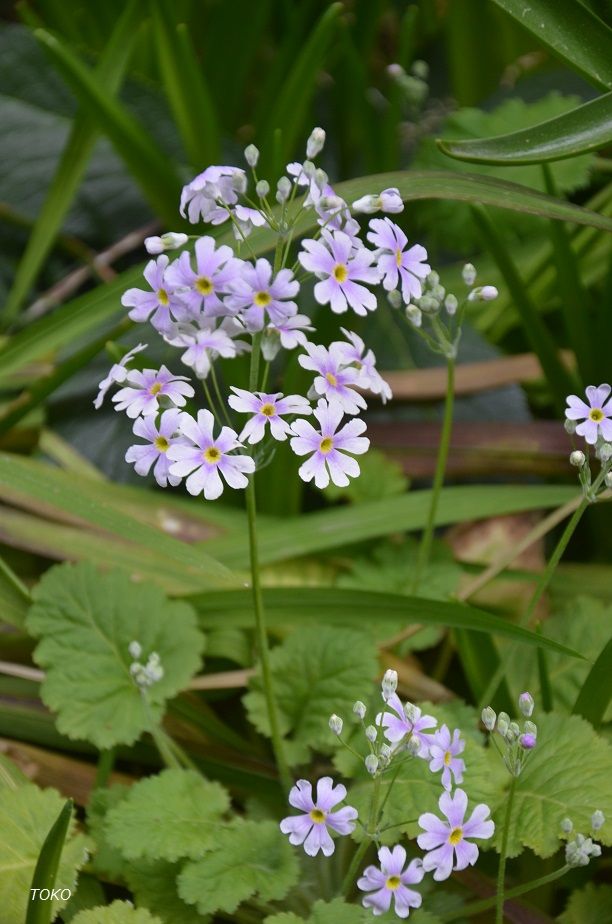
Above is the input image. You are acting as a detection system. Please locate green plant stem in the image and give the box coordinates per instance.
[0,554,31,601]
[411,357,455,593]
[440,864,570,922]
[341,773,382,898]
[150,726,182,769]
[93,747,115,790]
[496,775,517,924]
[210,364,233,428]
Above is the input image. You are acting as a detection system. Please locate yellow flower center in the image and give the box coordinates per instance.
[319,437,334,454]
[333,263,348,283]
[448,827,463,846]
[589,407,604,422]
[196,276,214,295]
[444,751,452,766]
[395,248,403,267]
[157,288,169,306]
[254,290,272,307]
[203,446,221,464]
[260,403,276,417]
[154,436,169,452]
[309,808,326,824]
[149,382,162,396]
[325,372,338,386]
[386,875,401,891]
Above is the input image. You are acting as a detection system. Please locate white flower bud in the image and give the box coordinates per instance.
[313,168,328,190]
[564,418,577,435]
[306,127,326,159]
[518,692,534,717]
[496,712,510,736]
[591,810,605,831]
[444,294,458,316]
[353,701,367,720]
[406,304,422,327]
[381,669,398,700]
[128,640,142,659]
[365,754,379,775]
[406,734,421,756]
[329,714,343,736]
[301,159,316,178]
[506,721,520,743]
[468,285,498,302]
[352,193,379,214]
[276,177,292,203]
[380,744,392,761]
[387,289,402,309]
[462,263,477,286]
[570,450,586,467]
[427,271,440,287]
[598,442,612,462]
[386,63,405,79]
[411,59,429,80]
[144,232,188,255]
[231,171,248,194]
[244,144,259,167]
[524,720,537,737]
[319,195,345,213]
[606,471,612,489]
[255,179,270,198]
[365,724,377,743]
[418,294,438,314]
[560,817,573,834]
[481,706,496,731]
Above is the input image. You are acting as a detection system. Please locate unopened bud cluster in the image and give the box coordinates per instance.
[129,641,164,688]
[481,693,537,776]
[386,60,429,109]
[562,811,605,867]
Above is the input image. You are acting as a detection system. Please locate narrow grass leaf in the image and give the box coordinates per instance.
[572,636,612,728]
[26,800,73,924]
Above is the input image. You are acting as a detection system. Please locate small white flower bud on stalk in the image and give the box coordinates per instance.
[231,172,247,194]
[406,734,421,756]
[128,640,142,659]
[591,810,605,831]
[598,442,612,462]
[444,294,458,316]
[605,471,612,489]
[381,669,398,700]
[406,305,422,327]
[518,692,534,717]
[380,744,392,764]
[314,168,328,190]
[244,144,259,167]
[523,720,537,737]
[506,721,520,743]
[462,263,477,286]
[302,160,316,178]
[255,179,270,198]
[352,194,379,214]
[329,714,343,736]
[144,232,188,255]
[306,127,326,159]
[560,817,573,834]
[365,725,378,743]
[365,754,379,775]
[404,702,418,723]
[481,706,496,731]
[570,450,586,467]
[411,59,429,80]
[564,418,577,435]
[468,285,498,302]
[276,177,292,203]
[353,701,367,720]
[496,712,510,736]
[319,195,345,213]
[387,289,402,309]
[386,63,405,79]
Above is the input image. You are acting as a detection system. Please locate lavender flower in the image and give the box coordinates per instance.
[417,789,494,881]
[565,385,612,444]
[367,218,430,303]
[180,165,245,224]
[167,410,254,500]
[298,230,380,316]
[331,328,392,403]
[121,256,187,334]
[377,693,437,757]
[357,845,424,918]
[262,313,314,360]
[112,366,194,419]
[298,342,366,415]
[279,777,358,857]
[289,399,369,489]
[168,318,249,379]
[125,409,183,487]
[94,343,147,409]
[228,388,311,443]
[225,259,299,331]
[165,236,242,317]
[428,725,465,791]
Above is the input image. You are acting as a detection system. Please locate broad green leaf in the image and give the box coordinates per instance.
[125,859,210,924]
[3,3,142,323]
[178,820,299,915]
[490,0,612,91]
[323,448,408,504]
[61,874,105,922]
[438,92,612,164]
[72,903,162,924]
[105,769,230,862]
[0,452,236,589]
[211,484,577,567]
[558,883,612,924]
[244,626,378,764]
[26,799,73,924]
[87,785,129,880]
[499,712,612,857]
[194,587,584,657]
[34,29,182,224]
[27,562,205,748]
[0,784,88,924]
[573,636,612,728]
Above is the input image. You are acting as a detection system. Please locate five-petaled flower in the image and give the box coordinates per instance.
[367,217,430,303]
[121,256,187,334]
[299,342,366,415]
[112,366,194,419]
[417,789,494,881]
[298,230,380,315]
[290,399,369,489]
[225,258,299,331]
[168,318,249,379]
[165,236,242,317]
[428,725,465,791]
[357,845,424,918]
[180,165,245,224]
[280,777,358,857]
[565,384,612,444]
[378,693,437,757]
[228,388,312,443]
[125,408,183,488]
[167,409,254,499]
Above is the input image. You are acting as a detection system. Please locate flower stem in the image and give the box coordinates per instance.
[495,775,517,924]
[341,773,382,898]
[439,864,570,922]
[93,747,116,790]
[411,356,455,593]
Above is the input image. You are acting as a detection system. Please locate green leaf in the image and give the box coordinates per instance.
[178,820,299,916]
[558,883,612,924]
[125,859,210,924]
[61,874,105,922]
[0,554,30,628]
[86,784,129,880]
[264,898,369,924]
[194,587,584,657]
[71,902,163,924]
[498,711,612,857]
[323,448,408,504]
[105,769,230,862]
[573,636,612,728]
[33,28,182,224]
[490,0,612,91]
[244,626,378,764]
[26,799,73,924]
[438,92,612,164]
[0,783,88,924]
[26,562,205,748]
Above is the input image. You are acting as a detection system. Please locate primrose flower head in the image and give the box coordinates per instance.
[298,230,380,316]
[377,693,437,757]
[228,387,311,444]
[289,399,369,490]
[280,777,358,857]
[566,385,612,444]
[358,845,424,918]
[417,789,494,881]
[111,366,194,419]
[428,725,465,791]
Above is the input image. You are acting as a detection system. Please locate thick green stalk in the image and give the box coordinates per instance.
[496,776,517,924]
[439,865,570,922]
[411,357,455,593]
[93,748,115,790]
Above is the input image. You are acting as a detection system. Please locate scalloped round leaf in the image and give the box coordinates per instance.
[178,820,299,915]
[87,783,130,879]
[105,768,230,862]
[263,900,442,924]
[0,783,89,924]
[496,711,612,858]
[125,859,210,924]
[244,626,377,765]
[27,562,205,748]
[558,883,612,924]
[72,902,163,924]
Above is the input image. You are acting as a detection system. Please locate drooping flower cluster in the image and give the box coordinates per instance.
[97,128,446,497]
[561,812,605,867]
[280,668,495,917]
[565,383,612,499]
[128,641,164,689]
[481,692,538,777]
